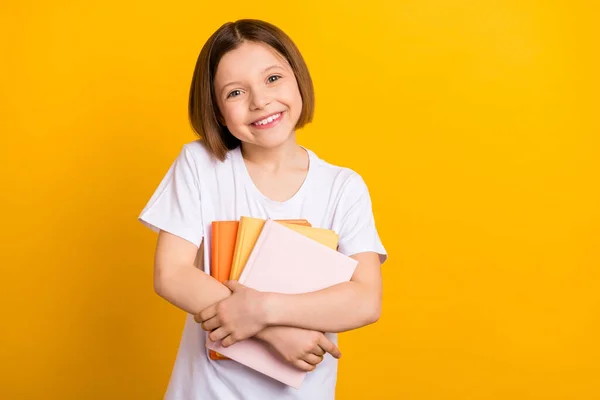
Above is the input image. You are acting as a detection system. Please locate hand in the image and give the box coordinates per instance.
[257,326,342,372]
[195,280,269,347]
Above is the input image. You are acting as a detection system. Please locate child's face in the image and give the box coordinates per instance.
[213,41,303,150]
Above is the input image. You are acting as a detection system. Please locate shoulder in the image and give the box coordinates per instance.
[180,139,217,165]
[308,148,370,197]
[178,139,238,170]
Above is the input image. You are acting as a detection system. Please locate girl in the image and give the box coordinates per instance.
[139,19,387,400]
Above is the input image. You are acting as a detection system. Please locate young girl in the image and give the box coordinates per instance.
[139,19,387,400]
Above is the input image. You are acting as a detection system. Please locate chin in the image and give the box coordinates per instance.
[265,129,296,147]
[237,127,295,149]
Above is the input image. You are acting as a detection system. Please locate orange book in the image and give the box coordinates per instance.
[208,217,310,360]
[211,221,239,284]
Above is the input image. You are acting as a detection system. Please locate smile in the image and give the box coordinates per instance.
[251,112,283,127]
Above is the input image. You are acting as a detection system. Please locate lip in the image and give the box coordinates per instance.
[250,111,284,129]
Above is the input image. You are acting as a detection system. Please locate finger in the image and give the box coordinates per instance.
[194,304,217,324]
[201,316,221,332]
[311,346,325,357]
[208,327,229,342]
[302,353,324,366]
[221,333,238,348]
[318,336,342,359]
[294,359,316,372]
[223,280,241,292]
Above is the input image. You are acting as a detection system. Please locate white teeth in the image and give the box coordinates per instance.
[254,113,280,126]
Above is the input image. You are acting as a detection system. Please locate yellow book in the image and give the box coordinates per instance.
[229,217,266,281]
[279,223,338,250]
[229,217,338,280]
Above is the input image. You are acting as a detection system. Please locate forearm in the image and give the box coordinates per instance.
[155,265,231,315]
[156,266,285,345]
[265,281,381,333]
[155,265,307,343]
[255,326,285,343]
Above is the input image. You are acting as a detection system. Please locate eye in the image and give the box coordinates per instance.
[227,89,242,99]
[267,75,282,83]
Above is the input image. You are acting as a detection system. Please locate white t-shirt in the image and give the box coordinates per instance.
[138,140,387,400]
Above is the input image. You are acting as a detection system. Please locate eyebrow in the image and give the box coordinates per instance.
[220,64,285,93]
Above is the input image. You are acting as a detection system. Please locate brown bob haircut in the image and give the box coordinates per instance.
[188,19,315,162]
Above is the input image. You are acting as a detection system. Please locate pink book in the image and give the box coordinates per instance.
[206,219,359,388]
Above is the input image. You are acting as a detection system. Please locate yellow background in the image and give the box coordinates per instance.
[2,1,599,399]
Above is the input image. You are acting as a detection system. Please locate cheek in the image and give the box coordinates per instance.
[222,104,247,127]
[288,85,303,120]
[276,82,302,115]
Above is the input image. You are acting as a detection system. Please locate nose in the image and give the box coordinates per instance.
[249,88,271,110]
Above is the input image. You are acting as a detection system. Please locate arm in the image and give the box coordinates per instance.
[197,172,386,345]
[264,251,382,332]
[154,230,341,368]
[265,174,386,333]
[199,252,383,344]
[153,230,231,314]
[141,145,340,366]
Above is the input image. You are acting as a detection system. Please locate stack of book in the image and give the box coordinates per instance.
[207,216,358,388]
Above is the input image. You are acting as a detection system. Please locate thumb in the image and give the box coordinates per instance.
[223,280,241,291]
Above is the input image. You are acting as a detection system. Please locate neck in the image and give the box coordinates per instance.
[240,134,304,171]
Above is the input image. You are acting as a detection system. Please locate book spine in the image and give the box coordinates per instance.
[211,222,218,279]
[238,218,273,284]
[229,221,246,280]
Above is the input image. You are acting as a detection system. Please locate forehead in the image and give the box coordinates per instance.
[214,41,289,85]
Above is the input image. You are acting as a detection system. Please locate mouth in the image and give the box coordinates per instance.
[250,111,284,129]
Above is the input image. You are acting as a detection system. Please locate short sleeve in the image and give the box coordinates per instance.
[335,174,387,264]
[138,145,204,247]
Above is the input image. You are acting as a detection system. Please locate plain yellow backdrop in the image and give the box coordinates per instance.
[1,1,599,399]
